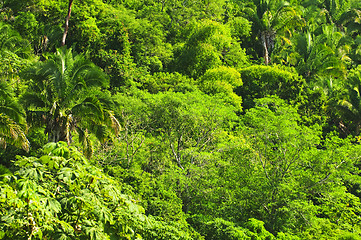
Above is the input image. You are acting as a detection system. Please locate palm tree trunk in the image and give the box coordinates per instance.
[261,32,270,65]
[356,121,361,136]
[47,118,68,143]
[62,0,74,46]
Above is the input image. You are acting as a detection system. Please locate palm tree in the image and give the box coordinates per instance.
[0,22,31,56]
[274,24,349,81]
[249,0,305,65]
[0,23,31,152]
[0,81,29,151]
[298,25,348,80]
[22,47,119,157]
[0,22,32,83]
[340,8,361,36]
[314,0,361,27]
[338,66,361,135]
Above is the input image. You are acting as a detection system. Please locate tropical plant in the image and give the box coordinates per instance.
[242,96,321,232]
[338,66,361,134]
[198,66,243,111]
[173,20,248,79]
[305,0,361,26]
[238,64,305,109]
[0,22,31,58]
[0,22,32,82]
[0,142,147,239]
[21,47,119,158]
[273,23,350,83]
[0,81,29,152]
[0,23,31,152]
[248,0,305,65]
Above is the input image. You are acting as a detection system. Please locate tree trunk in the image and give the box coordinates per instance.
[62,0,74,46]
[356,120,361,136]
[261,30,276,65]
[46,117,68,143]
[261,32,270,65]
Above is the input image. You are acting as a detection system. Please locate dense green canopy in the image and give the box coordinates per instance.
[1,0,361,239]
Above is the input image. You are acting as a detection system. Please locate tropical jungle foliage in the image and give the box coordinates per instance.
[1,0,361,239]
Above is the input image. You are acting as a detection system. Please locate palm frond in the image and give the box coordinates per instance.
[22,47,112,154]
[72,96,104,123]
[0,82,25,123]
[0,22,32,58]
[337,67,361,127]
[71,57,108,88]
[48,59,68,100]
[21,92,48,109]
[0,105,23,123]
[338,99,361,119]
[60,52,108,105]
[108,111,121,136]
[339,8,361,25]
[0,113,29,152]
[26,110,48,128]
[77,127,93,159]
[94,124,109,142]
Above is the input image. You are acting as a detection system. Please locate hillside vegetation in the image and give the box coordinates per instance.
[1,0,361,239]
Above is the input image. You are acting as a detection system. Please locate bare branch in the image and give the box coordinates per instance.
[62,0,74,46]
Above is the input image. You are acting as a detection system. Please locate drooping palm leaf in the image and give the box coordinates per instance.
[22,47,117,154]
[0,113,29,152]
[107,111,121,136]
[0,82,24,122]
[0,81,29,151]
[0,22,32,58]
[77,127,93,159]
[72,96,104,123]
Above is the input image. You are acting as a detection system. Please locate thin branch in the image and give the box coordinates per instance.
[62,0,74,46]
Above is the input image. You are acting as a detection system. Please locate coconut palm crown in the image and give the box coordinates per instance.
[22,47,120,157]
[250,0,305,65]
